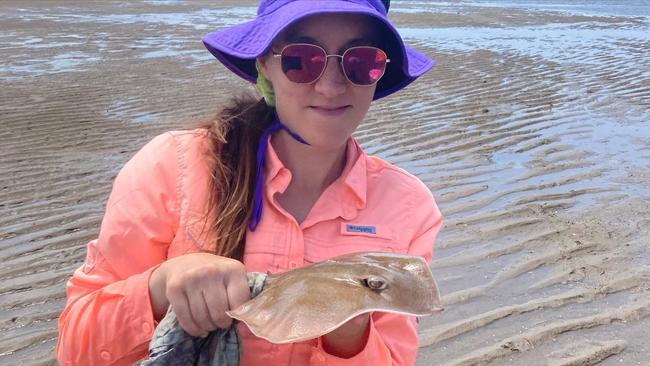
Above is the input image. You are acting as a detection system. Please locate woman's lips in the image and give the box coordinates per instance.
[309,105,350,116]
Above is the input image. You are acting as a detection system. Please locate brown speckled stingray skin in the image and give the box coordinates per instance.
[226,252,442,344]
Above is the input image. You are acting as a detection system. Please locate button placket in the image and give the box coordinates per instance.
[291,223,305,269]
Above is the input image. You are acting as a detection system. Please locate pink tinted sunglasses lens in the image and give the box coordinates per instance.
[280,44,387,85]
[281,44,326,83]
[343,47,388,85]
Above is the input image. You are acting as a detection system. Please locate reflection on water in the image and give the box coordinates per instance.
[399,23,650,64]
[0,5,257,77]
[104,99,161,124]
[2,51,100,76]
[9,6,256,29]
[394,0,650,17]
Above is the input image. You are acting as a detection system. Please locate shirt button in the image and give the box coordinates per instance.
[142,322,152,334]
[100,351,112,361]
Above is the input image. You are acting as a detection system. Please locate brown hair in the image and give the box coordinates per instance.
[199,94,274,261]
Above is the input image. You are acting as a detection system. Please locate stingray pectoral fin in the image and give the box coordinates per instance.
[225,278,369,344]
[229,302,375,344]
[227,292,338,344]
[227,293,442,345]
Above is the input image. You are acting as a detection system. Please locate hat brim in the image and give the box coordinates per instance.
[203,1,434,100]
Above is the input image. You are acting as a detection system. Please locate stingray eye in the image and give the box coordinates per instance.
[363,277,388,291]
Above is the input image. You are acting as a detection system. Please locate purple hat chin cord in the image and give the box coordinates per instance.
[249,113,308,231]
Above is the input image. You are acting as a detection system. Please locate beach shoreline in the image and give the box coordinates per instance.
[1,1,649,365]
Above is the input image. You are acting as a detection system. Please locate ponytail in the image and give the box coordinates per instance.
[199,94,274,260]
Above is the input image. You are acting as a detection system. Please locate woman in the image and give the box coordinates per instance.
[56,0,442,365]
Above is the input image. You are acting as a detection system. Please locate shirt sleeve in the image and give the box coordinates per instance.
[56,132,181,366]
[310,184,443,365]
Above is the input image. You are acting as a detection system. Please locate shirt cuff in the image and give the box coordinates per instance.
[95,264,161,365]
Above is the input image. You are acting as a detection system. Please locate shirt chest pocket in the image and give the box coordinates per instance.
[243,228,287,273]
[303,223,408,264]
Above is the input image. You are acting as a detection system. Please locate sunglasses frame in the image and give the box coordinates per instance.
[272,43,390,86]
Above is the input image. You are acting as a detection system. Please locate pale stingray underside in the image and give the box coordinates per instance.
[227,252,443,344]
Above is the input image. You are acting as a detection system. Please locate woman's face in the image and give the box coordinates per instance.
[258,13,379,151]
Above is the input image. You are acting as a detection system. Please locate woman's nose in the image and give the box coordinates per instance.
[313,56,347,98]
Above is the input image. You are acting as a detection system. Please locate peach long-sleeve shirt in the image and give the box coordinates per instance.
[56,129,443,365]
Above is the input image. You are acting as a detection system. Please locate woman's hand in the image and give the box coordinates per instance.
[321,313,371,358]
[148,253,250,337]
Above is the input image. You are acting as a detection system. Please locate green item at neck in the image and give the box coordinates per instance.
[255,61,276,107]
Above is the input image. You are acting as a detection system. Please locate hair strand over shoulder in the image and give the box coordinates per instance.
[199,94,274,260]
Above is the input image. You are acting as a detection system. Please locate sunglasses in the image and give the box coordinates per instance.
[272,43,390,86]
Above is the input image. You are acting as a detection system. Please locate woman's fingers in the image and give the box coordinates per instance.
[155,253,251,336]
[202,280,232,329]
[168,291,205,337]
[225,267,251,311]
[188,288,220,334]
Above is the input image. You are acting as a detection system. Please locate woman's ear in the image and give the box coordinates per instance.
[256,55,271,80]
[255,55,276,107]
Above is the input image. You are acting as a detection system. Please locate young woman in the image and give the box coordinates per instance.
[56,0,442,365]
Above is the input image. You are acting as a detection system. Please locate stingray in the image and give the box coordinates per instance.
[228,251,442,343]
[145,252,442,365]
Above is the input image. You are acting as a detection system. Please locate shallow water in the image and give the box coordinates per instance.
[395,0,650,17]
[399,23,650,63]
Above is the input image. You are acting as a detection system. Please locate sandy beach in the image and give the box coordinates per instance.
[1,0,649,365]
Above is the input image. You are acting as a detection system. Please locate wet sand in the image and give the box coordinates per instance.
[1,1,649,365]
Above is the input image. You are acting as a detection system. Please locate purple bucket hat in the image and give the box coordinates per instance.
[202,0,434,100]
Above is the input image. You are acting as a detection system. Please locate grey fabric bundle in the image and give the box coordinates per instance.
[142,272,268,366]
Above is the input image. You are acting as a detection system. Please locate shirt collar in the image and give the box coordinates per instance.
[264,137,368,214]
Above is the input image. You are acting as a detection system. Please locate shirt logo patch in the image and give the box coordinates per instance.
[346,224,377,234]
